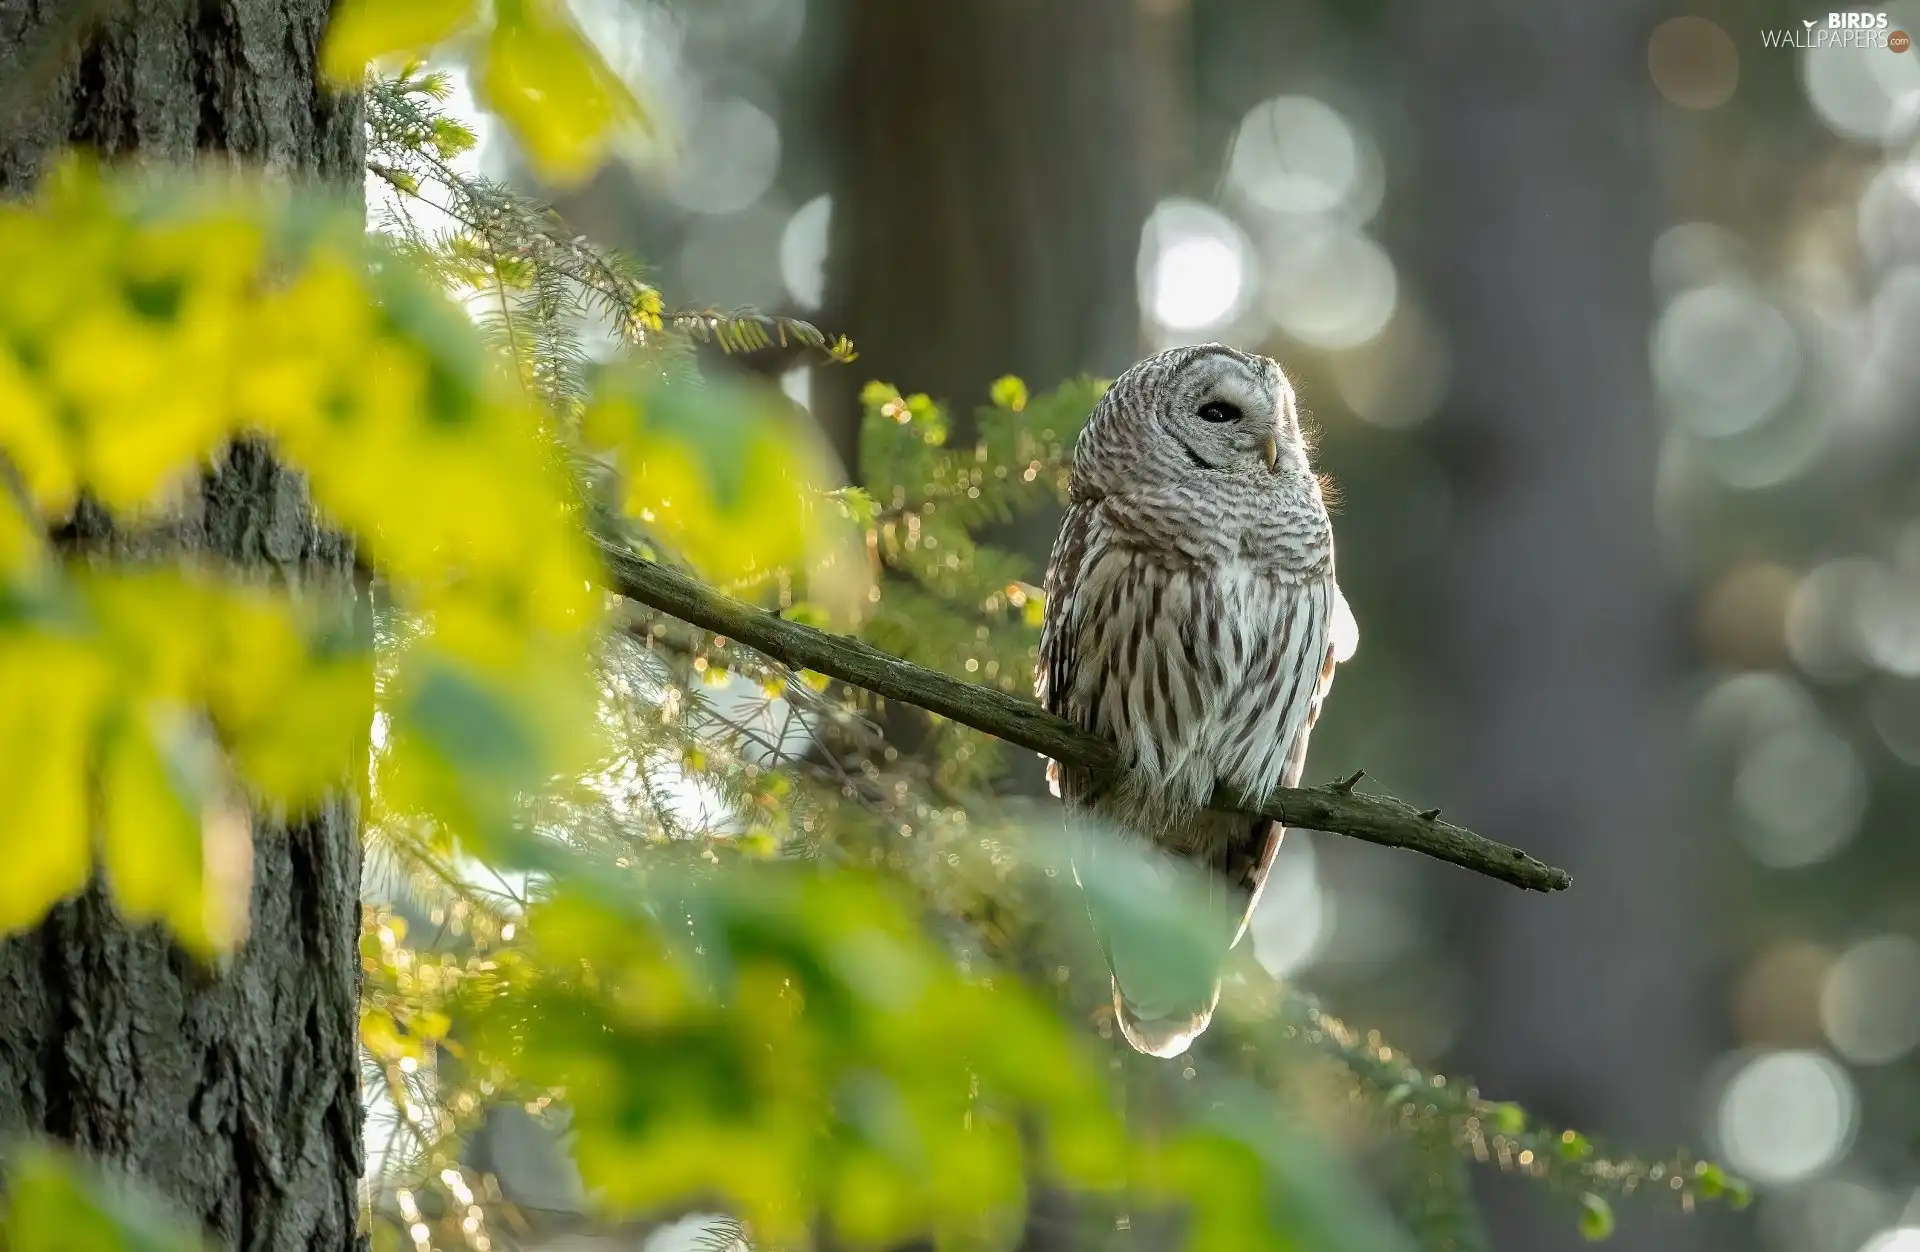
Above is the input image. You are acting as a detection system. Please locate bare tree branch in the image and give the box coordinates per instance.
[594,539,1572,893]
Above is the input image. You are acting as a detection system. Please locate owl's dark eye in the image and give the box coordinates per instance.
[1197,400,1241,424]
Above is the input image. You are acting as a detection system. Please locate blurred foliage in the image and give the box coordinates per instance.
[0,6,1757,1246]
[0,1145,202,1252]
[328,0,645,185]
[0,155,609,937]
[0,564,366,949]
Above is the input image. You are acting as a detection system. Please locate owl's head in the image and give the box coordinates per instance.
[1072,344,1312,499]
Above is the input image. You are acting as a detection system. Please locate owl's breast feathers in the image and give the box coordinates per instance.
[1039,495,1339,828]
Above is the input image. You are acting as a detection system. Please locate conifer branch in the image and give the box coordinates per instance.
[594,538,1573,893]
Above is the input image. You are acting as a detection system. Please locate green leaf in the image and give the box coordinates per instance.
[1490,1102,1527,1136]
[827,485,878,530]
[988,374,1028,412]
[1557,1130,1594,1161]
[1578,1193,1615,1242]
[406,663,538,779]
[1068,818,1232,1032]
[2,1144,204,1252]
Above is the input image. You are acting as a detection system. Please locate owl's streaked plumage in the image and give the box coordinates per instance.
[1038,343,1357,1057]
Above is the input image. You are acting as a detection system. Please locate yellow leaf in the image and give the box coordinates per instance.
[228,656,372,809]
[361,1008,422,1061]
[0,490,45,577]
[580,393,635,451]
[410,1010,453,1041]
[476,8,643,185]
[0,638,105,933]
[989,375,1028,412]
[322,0,479,82]
[98,709,226,953]
[0,350,76,513]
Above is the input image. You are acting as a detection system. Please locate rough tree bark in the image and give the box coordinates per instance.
[819,0,1174,464]
[1402,4,1708,1250]
[0,4,366,1249]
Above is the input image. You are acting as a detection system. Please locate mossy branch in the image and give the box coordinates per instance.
[594,538,1572,893]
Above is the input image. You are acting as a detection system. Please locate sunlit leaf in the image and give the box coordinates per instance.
[0,350,76,513]
[989,374,1029,412]
[476,6,644,185]
[586,370,870,617]
[98,708,228,953]
[464,856,1124,1249]
[0,489,47,576]
[0,636,107,931]
[322,0,480,81]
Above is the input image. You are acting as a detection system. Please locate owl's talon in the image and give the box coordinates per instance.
[1418,807,1441,821]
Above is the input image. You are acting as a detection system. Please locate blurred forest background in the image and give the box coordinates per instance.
[491,2,1920,1250]
[2,1,1918,1251]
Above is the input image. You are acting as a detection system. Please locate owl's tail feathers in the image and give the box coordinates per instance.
[1110,972,1221,1059]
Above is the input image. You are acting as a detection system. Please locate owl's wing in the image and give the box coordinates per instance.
[1037,499,1097,797]
[1278,576,1357,790]
[1223,572,1352,960]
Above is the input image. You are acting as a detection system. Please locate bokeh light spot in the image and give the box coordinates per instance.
[1652,283,1802,438]
[779,193,831,309]
[1138,199,1254,334]
[1733,941,1833,1047]
[1227,96,1362,216]
[1649,17,1740,110]
[1262,222,1397,349]
[1868,679,1920,765]
[668,98,782,215]
[1696,562,1797,668]
[1733,724,1868,868]
[1862,1229,1920,1252]
[1790,558,1884,684]
[1856,161,1920,268]
[1802,35,1920,144]
[1651,221,1748,296]
[1714,1049,1857,1186]
[1821,934,1920,1064]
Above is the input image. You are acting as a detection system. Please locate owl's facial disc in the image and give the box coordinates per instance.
[1168,347,1292,478]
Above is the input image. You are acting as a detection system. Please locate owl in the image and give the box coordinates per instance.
[1037,343,1358,1058]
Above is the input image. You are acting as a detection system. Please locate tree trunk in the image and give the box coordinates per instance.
[1401,4,1709,1250]
[819,0,1174,462]
[0,4,366,1250]
[822,4,1174,1248]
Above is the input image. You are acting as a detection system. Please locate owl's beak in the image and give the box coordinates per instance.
[1262,435,1280,473]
